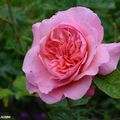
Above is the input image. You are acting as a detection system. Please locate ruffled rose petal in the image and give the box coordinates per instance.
[32,7,103,46]
[39,87,65,104]
[75,44,109,80]
[26,81,38,94]
[39,76,92,104]
[99,43,120,75]
[64,76,92,99]
[22,46,56,94]
[82,35,97,71]
[32,22,41,46]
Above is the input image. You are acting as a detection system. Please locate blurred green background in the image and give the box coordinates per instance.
[0,0,120,120]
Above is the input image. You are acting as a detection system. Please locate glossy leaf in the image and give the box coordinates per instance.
[94,70,120,99]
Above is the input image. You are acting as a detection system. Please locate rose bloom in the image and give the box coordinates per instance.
[23,7,120,104]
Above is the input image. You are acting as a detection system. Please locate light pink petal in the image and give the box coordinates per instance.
[32,7,103,46]
[39,87,64,104]
[75,44,109,80]
[32,22,41,46]
[99,43,120,75]
[82,35,97,71]
[39,76,92,104]
[26,81,38,94]
[22,46,56,94]
[64,76,92,99]
[40,93,62,104]
[67,7,103,42]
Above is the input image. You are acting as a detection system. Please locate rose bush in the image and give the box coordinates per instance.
[22,7,120,104]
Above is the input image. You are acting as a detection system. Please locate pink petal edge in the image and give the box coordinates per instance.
[32,7,103,46]
[99,43,120,75]
[75,44,110,80]
[22,45,56,94]
[39,76,92,104]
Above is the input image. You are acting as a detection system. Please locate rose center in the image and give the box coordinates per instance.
[40,25,87,75]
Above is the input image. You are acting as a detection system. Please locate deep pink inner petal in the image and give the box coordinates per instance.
[39,24,88,79]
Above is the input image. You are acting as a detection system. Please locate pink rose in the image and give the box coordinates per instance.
[22,7,120,104]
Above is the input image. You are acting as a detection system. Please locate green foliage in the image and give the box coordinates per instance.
[68,96,90,107]
[47,99,68,109]
[48,108,75,120]
[0,88,13,107]
[13,76,27,92]
[0,89,13,99]
[47,97,93,120]
[13,75,29,99]
[0,0,120,119]
[94,70,120,99]
[0,75,30,103]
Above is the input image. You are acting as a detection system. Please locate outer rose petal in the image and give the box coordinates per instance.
[26,81,38,94]
[32,7,103,46]
[75,44,109,80]
[82,35,97,71]
[99,43,120,75]
[22,46,56,94]
[64,76,92,99]
[32,22,41,46]
[39,88,65,104]
[39,76,92,104]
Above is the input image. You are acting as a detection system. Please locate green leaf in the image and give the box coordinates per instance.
[48,108,75,120]
[13,75,29,99]
[68,97,90,107]
[13,75,27,92]
[94,69,120,99]
[0,88,13,99]
[47,99,68,109]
